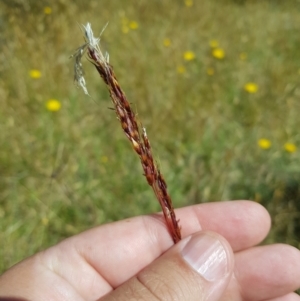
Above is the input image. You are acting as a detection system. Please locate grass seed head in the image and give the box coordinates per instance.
[72,23,182,243]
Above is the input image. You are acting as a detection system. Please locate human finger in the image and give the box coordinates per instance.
[42,201,269,297]
[233,244,300,301]
[99,231,234,301]
[263,292,300,301]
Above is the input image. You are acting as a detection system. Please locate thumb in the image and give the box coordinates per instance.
[100,231,234,301]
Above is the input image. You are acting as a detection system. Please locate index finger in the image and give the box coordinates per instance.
[53,200,270,288]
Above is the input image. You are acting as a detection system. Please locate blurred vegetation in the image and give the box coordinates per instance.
[0,0,300,273]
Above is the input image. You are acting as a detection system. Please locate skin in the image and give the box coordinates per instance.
[0,200,299,301]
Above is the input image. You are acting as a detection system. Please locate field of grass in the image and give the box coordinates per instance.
[1,0,300,273]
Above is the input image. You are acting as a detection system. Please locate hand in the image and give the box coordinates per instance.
[0,201,299,301]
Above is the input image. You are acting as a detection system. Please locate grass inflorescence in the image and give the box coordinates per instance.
[72,23,181,243]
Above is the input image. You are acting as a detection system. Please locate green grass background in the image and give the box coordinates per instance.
[1,0,300,273]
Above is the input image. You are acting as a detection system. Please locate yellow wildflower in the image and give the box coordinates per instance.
[284,143,297,153]
[239,52,247,60]
[129,21,138,30]
[163,38,171,47]
[101,156,108,163]
[184,0,193,7]
[177,65,186,74]
[29,69,41,79]
[244,82,258,94]
[206,67,215,76]
[212,48,225,59]
[42,217,49,226]
[46,99,61,112]
[258,138,271,150]
[209,40,219,48]
[44,6,52,14]
[183,51,195,61]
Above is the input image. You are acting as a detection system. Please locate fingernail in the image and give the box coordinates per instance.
[181,233,229,281]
